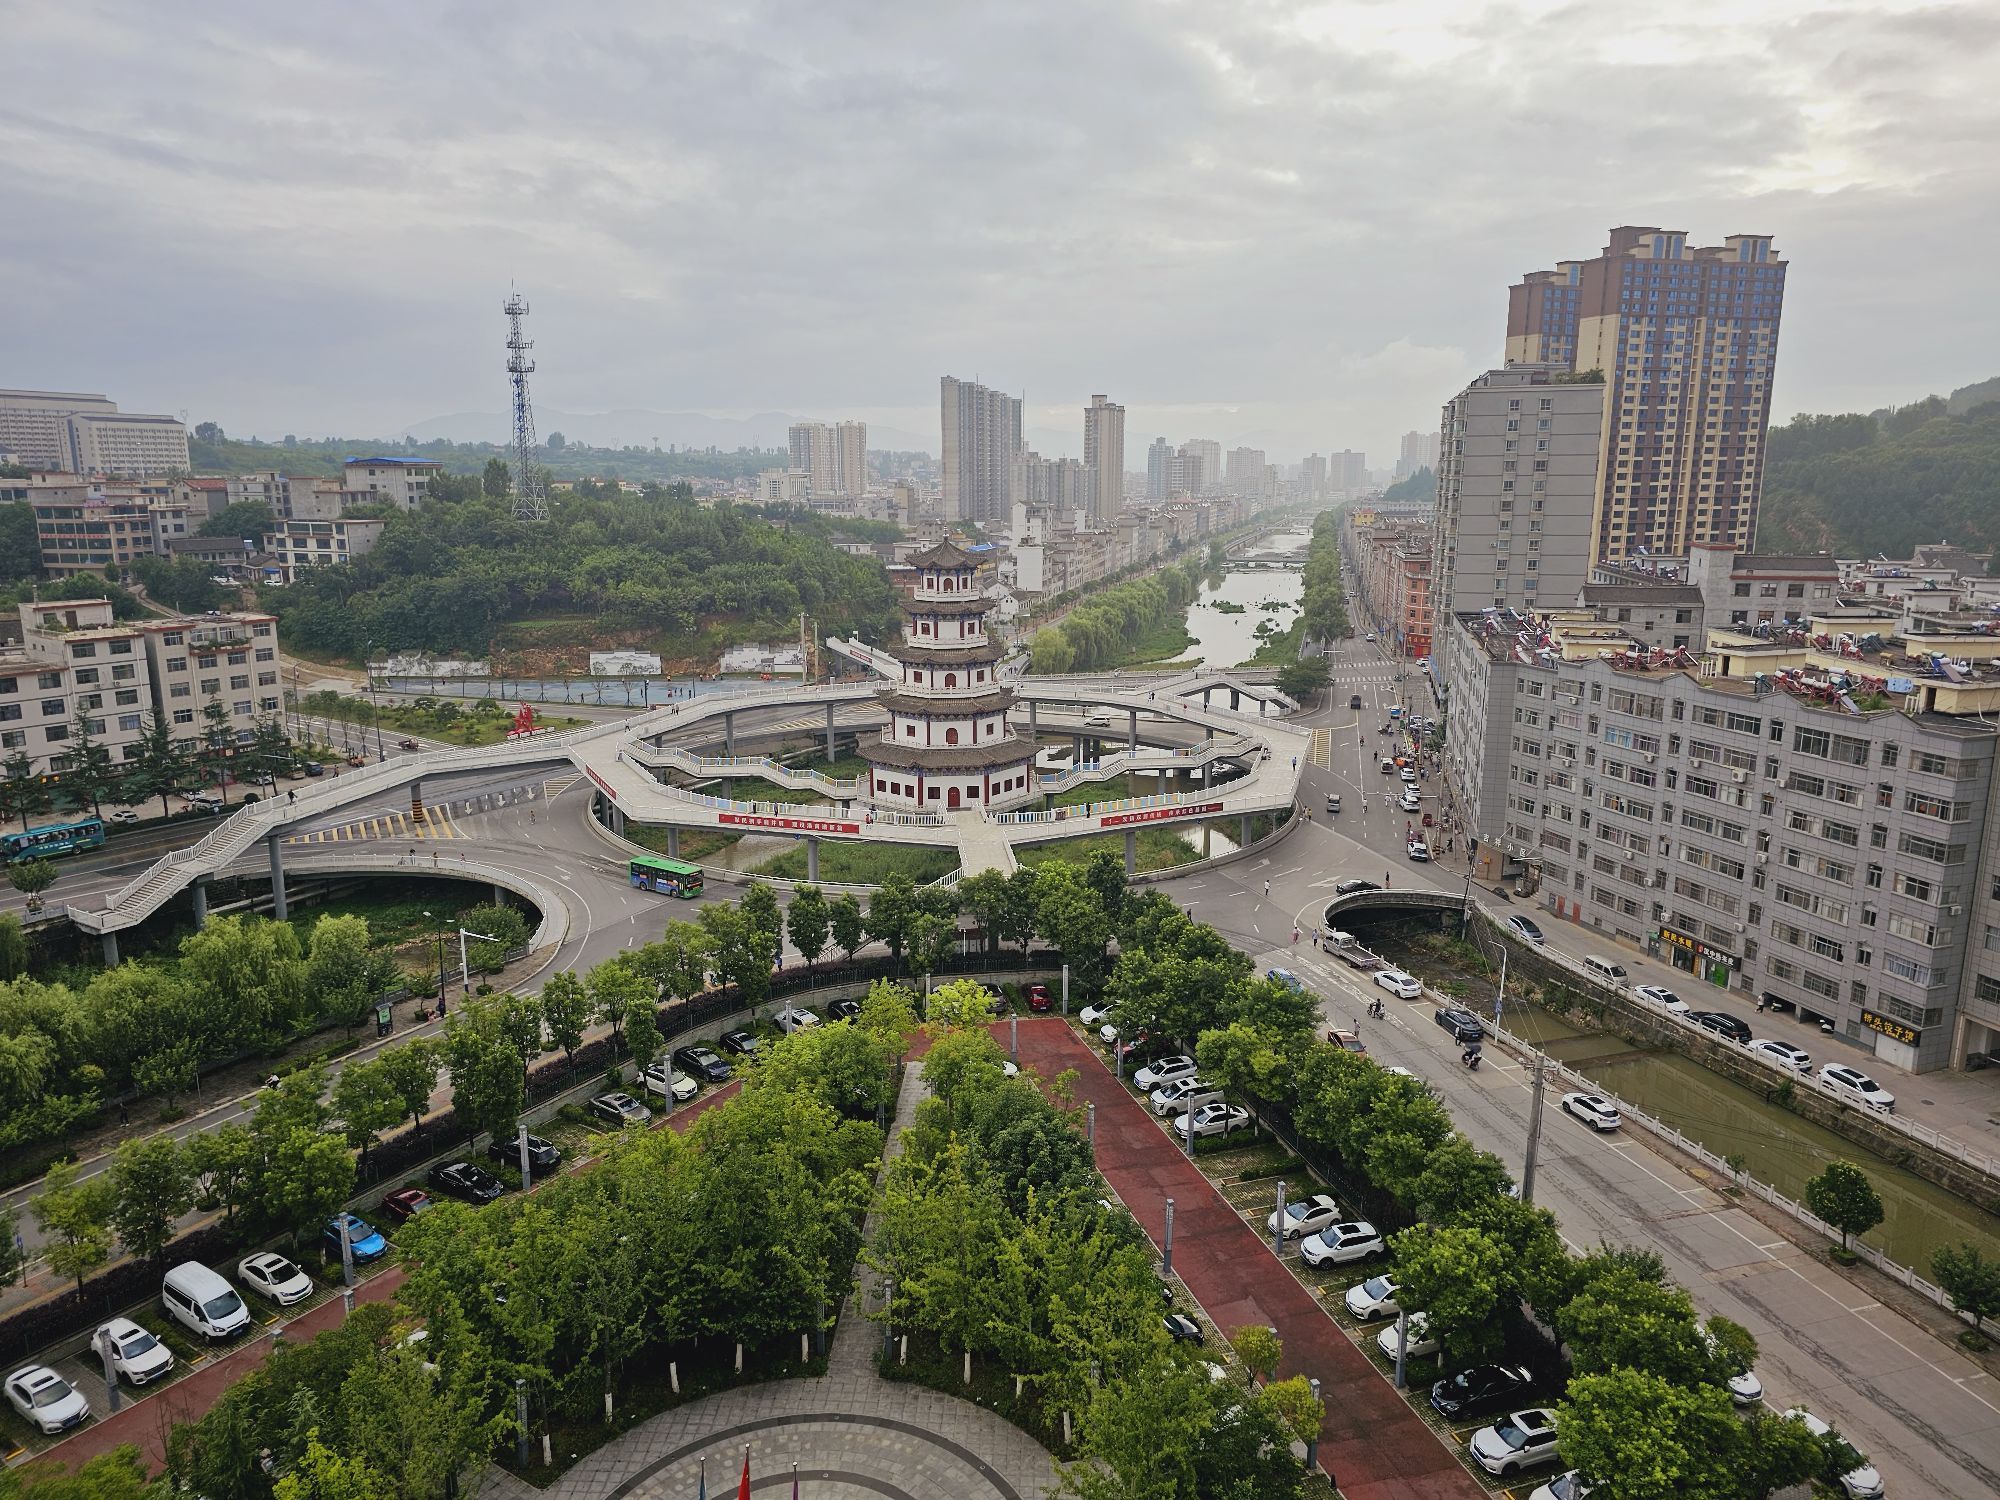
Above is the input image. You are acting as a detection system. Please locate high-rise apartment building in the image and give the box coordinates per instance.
[940,377,1022,526]
[1396,429,1438,480]
[1082,395,1125,523]
[0,390,188,476]
[834,420,867,499]
[1180,439,1221,495]
[1506,226,1786,561]
[1301,454,1327,498]
[786,420,869,499]
[1431,365,1604,617]
[1147,437,1174,500]
[1225,447,1266,494]
[1332,450,1368,493]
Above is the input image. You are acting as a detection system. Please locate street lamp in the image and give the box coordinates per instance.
[422,910,448,1013]
[457,927,499,995]
[362,641,388,763]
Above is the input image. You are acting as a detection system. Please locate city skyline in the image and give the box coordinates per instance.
[5,3,1995,464]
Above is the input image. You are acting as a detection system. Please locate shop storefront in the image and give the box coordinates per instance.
[1658,926,1739,988]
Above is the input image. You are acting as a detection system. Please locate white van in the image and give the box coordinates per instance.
[1582,955,1629,988]
[162,1261,251,1341]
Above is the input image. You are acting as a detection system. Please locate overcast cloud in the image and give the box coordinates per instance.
[3,0,1996,462]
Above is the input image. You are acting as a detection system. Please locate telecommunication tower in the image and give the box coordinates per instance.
[503,291,549,522]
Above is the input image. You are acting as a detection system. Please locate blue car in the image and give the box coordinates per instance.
[323,1212,388,1264]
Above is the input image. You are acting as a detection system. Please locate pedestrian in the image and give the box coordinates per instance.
[1291,926,1300,944]
[1385,872,1392,888]
[1263,879,1270,899]
[287,789,296,805]
[119,1102,130,1125]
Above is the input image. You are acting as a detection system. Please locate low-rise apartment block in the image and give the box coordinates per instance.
[341,457,442,512]
[263,516,387,582]
[1,600,152,776]
[138,611,283,745]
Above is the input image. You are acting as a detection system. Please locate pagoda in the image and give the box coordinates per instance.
[864,539,1036,813]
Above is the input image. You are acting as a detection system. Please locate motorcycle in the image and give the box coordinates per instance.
[1461,1046,1483,1071]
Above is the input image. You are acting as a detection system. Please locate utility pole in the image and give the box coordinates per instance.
[1521,1053,1547,1204]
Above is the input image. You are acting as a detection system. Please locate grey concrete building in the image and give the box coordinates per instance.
[1575,581,1705,650]
[940,377,1021,527]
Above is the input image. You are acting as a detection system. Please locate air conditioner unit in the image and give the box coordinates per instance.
[1731,769,1747,783]
[1755,852,1768,865]
[1949,904,1965,916]
[1735,922,1748,934]
[1644,753,1657,764]
[1689,757,1703,768]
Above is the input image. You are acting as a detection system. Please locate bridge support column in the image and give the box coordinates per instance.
[724,711,736,756]
[1239,814,1252,847]
[101,931,119,966]
[409,778,423,821]
[1127,709,1137,753]
[493,884,508,906]
[667,827,680,859]
[267,834,288,921]
[1073,736,1084,763]
[1029,700,1038,733]
[1230,689,1241,711]
[825,704,837,762]
[806,836,820,882]
[611,804,627,836]
[190,877,209,930]
[1124,830,1137,876]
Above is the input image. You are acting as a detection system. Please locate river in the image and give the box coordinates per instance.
[1180,530,1309,671]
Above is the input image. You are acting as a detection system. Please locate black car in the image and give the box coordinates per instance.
[1430,1363,1532,1420]
[1349,694,1363,709]
[486,1133,561,1174]
[427,1161,505,1204]
[1691,1011,1752,1043]
[672,1045,733,1083]
[1162,1313,1204,1344]
[826,997,864,1023]
[1434,1006,1485,1044]
[718,1029,760,1056]
[1333,879,1382,896]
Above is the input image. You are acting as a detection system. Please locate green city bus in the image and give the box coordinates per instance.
[629,853,704,898]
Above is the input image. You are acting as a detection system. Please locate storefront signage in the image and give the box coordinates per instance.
[1657,926,1741,970]
[718,813,861,834]
[1860,1008,1920,1045]
[1100,800,1224,828]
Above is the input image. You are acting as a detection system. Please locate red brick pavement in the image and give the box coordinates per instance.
[1010,1018,1484,1500]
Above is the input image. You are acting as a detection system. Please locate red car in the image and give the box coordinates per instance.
[1026,983,1053,1013]
[379,1188,432,1225]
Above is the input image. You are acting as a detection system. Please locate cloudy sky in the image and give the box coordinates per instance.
[4,0,1997,463]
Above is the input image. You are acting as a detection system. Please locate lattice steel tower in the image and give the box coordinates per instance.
[504,291,549,522]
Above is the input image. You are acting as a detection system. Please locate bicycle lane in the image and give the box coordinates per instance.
[1011,1018,1484,1500]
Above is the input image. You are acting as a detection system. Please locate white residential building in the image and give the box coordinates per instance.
[341,457,443,512]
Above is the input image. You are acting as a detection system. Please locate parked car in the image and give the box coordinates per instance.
[825,997,863,1023]
[1162,1313,1204,1344]
[487,1133,561,1174]
[301,760,325,776]
[1691,1010,1752,1043]
[1561,1092,1621,1132]
[1430,1363,1534,1420]
[1633,984,1690,1014]
[718,1029,760,1056]
[1470,1410,1562,1477]
[1328,1028,1366,1054]
[238,1248,316,1312]
[640,1061,701,1102]
[590,1092,653,1127]
[377,1189,432,1226]
[163,1261,252,1339]
[1502,915,1545,946]
[1078,1002,1114,1027]
[5,1365,90,1434]
[1819,1063,1896,1113]
[323,1213,388,1264]
[1784,1408,1885,1499]
[773,1006,820,1033]
[1300,1221,1385,1267]
[1748,1038,1812,1073]
[247,772,276,787]
[1343,1274,1400,1321]
[1268,1193,1341,1240]
[1529,1474,1593,1500]
[92,1317,175,1385]
[1376,969,1422,1000]
[672,1044,733,1083]
[1433,1005,1483,1043]
[1375,1312,1436,1361]
[1025,983,1053,1012]
[1133,1054,1197,1091]
[397,737,421,751]
[1151,1076,1210,1116]
[1334,879,1381,895]
[109,808,140,824]
[1398,791,1422,812]
[1176,1102,1251,1139]
[184,791,223,812]
[1399,766,1418,784]
[428,1160,505,1204]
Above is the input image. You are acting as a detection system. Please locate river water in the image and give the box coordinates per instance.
[1180,530,1309,671]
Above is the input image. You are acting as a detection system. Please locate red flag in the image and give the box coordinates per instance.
[736,1446,750,1500]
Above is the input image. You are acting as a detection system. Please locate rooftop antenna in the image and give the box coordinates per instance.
[504,289,549,522]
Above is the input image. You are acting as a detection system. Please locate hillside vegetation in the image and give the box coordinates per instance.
[1756,379,2000,555]
[189,427,782,484]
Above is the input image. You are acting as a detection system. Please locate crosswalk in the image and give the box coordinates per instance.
[286,805,467,844]
[1330,669,1403,688]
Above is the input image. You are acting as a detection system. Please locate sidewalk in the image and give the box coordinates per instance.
[1010,1018,1483,1500]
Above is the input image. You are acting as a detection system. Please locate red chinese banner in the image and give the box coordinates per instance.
[1099,800,1223,828]
[718,813,862,834]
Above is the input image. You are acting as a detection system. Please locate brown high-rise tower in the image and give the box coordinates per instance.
[1506,226,1786,563]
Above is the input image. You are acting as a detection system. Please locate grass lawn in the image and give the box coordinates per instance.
[1044,772,1192,811]
[279,880,514,948]
[1114,616,1196,668]
[1016,828,1199,873]
[371,703,590,746]
[753,842,957,885]
[625,826,742,863]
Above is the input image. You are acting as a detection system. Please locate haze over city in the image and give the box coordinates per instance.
[6,0,1998,458]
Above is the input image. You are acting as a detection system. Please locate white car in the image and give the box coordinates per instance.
[237,1251,316,1306]
[1151,1076,1209,1116]
[1300,1221,1384,1267]
[1529,1474,1593,1500]
[1406,840,1430,862]
[1748,1038,1812,1073]
[1375,1312,1437,1361]
[1399,767,1418,783]
[1268,1193,1341,1240]
[1383,1065,1420,1080]
[1819,1063,1895,1113]
[1375,969,1422,1000]
[1784,1408,1885,1499]
[1398,791,1421,812]
[109,808,140,824]
[1134,1054,1197,1091]
[1000,1059,1020,1078]
[1561,1092,1621,1131]
[1726,1366,1764,1406]
[92,1318,175,1385]
[773,1006,820,1034]
[5,1364,90,1434]
[1343,1273,1400,1321]
[1176,1102,1251,1139]
[1633,984,1690,1015]
[1470,1409,1561,1477]
[1079,1003,1113,1028]
[639,1061,701,1103]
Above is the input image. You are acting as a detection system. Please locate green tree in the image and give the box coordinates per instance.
[6,859,57,905]
[958,868,1035,955]
[1803,1160,1884,1253]
[273,1433,394,1500]
[1230,1324,1282,1387]
[184,1120,258,1223]
[443,1004,525,1145]
[535,970,592,1070]
[624,988,663,1073]
[865,873,917,968]
[740,880,784,975]
[1032,861,1114,990]
[179,915,308,1049]
[130,1039,200,1113]
[329,1060,403,1167]
[0,911,26,980]
[1932,1241,2000,1338]
[829,892,866,965]
[1275,655,1331,701]
[1388,1224,1511,1364]
[197,499,276,541]
[1557,1368,1816,1500]
[106,1134,193,1264]
[786,884,831,969]
[304,913,395,1027]
[906,911,958,981]
[62,710,117,818]
[32,1158,115,1296]
[259,1129,356,1246]
[0,1446,161,1500]
[376,1037,442,1138]
[2,748,54,832]
[481,457,512,499]
[1556,1263,1713,1386]
[459,902,529,970]
[631,919,710,1002]
[925,977,998,1031]
[587,957,653,1050]
[697,901,770,1010]
[125,713,194,816]
[0,1205,22,1291]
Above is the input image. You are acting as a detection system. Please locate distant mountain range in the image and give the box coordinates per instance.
[400,408,935,454]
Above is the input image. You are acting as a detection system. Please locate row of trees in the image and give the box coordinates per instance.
[1294,507,1349,645]
[1026,561,1205,675]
